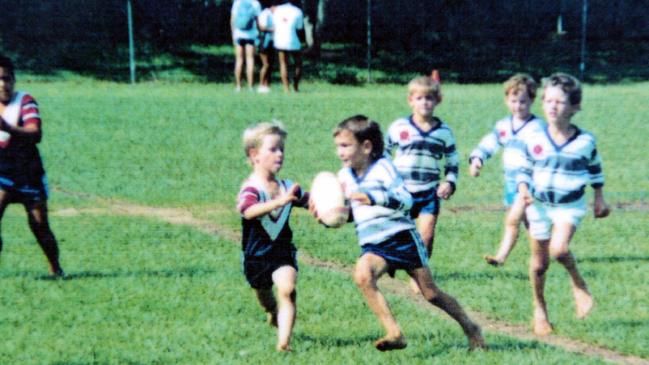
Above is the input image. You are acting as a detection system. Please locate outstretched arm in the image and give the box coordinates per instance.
[241,184,300,220]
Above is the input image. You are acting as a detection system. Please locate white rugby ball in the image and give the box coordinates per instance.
[310,171,349,228]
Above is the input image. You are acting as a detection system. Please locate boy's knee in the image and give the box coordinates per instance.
[276,282,296,299]
[529,260,549,276]
[353,268,373,287]
[549,246,570,260]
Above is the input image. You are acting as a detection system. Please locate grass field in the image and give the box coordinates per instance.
[0,78,647,364]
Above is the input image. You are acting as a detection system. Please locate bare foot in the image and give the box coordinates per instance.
[532,317,554,336]
[409,277,421,295]
[484,255,503,267]
[467,325,488,351]
[574,288,594,319]
[276,343,292,352]
[374,336,407,351]
[266,312,278,328]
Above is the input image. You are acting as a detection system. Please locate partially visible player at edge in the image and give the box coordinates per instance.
[237,121,308,351]
[318,115,485,351]
[469,73,545,266]
[514,73,610,335]
[384,72,458,293]
[0,55,64,277]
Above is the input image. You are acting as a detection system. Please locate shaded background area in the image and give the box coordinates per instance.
[1,0,648,83]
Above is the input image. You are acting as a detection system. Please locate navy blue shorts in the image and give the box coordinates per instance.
[0,174,48,204]
[361,230,428,276]
[410,190,440,218]
[235,38,256,47]
[243,250,298,289]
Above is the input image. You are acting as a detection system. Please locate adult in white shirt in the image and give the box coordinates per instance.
[272,0,304,92]
[231,0,262,91]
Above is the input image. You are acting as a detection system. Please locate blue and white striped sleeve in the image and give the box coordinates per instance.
[361,161,413,212]
[588,143,604,189]
[469,128,500,164]
[444,130,459,183]
[512,139,532,189]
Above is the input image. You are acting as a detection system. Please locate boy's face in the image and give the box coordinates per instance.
[408,91,437,119]
[542,85,579,125]
[334,129,371,171]
[0,67,15,104]
[505,89,533,120]
[251,133,285,174]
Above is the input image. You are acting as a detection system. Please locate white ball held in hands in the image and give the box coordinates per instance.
[310,171,349,228]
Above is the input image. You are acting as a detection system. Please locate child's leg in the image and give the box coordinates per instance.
[25,201,63,276]
[254,288,277,327]
[485,197,526,266]
[409,267,486,349]
[233,44,244,89]
[549,223,593,319]
[244,44,255,89]
[259,52,270,86]
[529,237,553,335]
[272,265,297,351]
[353,253,406,351]
[416,213,438,257]
[410,213,438,293]
[277,51,290,92]
[292,52,302,92]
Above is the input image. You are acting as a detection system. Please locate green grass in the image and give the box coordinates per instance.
[1,78,647,363]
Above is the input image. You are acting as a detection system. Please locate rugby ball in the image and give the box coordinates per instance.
[310,171,349,228]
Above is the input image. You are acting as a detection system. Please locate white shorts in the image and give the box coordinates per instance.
[525,198,587,240]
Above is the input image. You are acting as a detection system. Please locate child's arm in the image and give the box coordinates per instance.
[439,134,459,199]
[469,128,501,177]
[593,187,610,218]
[241,184,300,220]
[355,175,413,212]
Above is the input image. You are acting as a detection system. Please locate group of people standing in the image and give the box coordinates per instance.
[231,0,304,93]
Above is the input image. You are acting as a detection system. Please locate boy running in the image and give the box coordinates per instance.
[321,115,485,351]
[0,55,64,277]
[237,121,308,351]
[384,75,458,292]
[469,74,545,266]
[515,73,610,335]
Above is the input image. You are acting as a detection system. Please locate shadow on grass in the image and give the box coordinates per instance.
[435,270,528,282]
[294,333,378,348]
[10,38,649,84]
[0,267,220,281]
[579,255,649,264]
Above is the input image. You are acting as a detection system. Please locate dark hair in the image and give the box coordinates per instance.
[333,114,384,161]
[542,73,582,105]
[0,55,15,78]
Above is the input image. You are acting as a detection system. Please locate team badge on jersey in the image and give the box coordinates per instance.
[399,130,410,142]
[499,129,507,138]
[533,144,544,156]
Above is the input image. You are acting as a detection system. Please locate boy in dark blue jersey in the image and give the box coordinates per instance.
[0,55,63,277]
[237,121,308,351]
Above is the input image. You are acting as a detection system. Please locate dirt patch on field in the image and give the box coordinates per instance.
[51,199,648,364]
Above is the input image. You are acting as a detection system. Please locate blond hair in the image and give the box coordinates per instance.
[503,73,538,99]
[242,121,287,158]
[542,73,582,105]
[407,76,442,103]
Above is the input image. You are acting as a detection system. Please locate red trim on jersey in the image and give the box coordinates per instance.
[20,94,41,127]
[238,186,260,214]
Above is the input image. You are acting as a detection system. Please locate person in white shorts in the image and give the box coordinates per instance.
[516,73,610,336]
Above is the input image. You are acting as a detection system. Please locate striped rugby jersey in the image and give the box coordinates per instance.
[0,91,45,179]
[237,174,307,257]
[338,157,416,246]
[385,116,459,194]
[469,115,545,185]
[514,125,604,204]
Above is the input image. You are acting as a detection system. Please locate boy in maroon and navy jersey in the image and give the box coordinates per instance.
[0,55,64,277]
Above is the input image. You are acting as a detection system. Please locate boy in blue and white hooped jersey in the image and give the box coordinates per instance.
[385,74,457,293]
[469,74,546,267]
[385,74,457,256]
[323,115,485,352]
[514,73,610,336]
